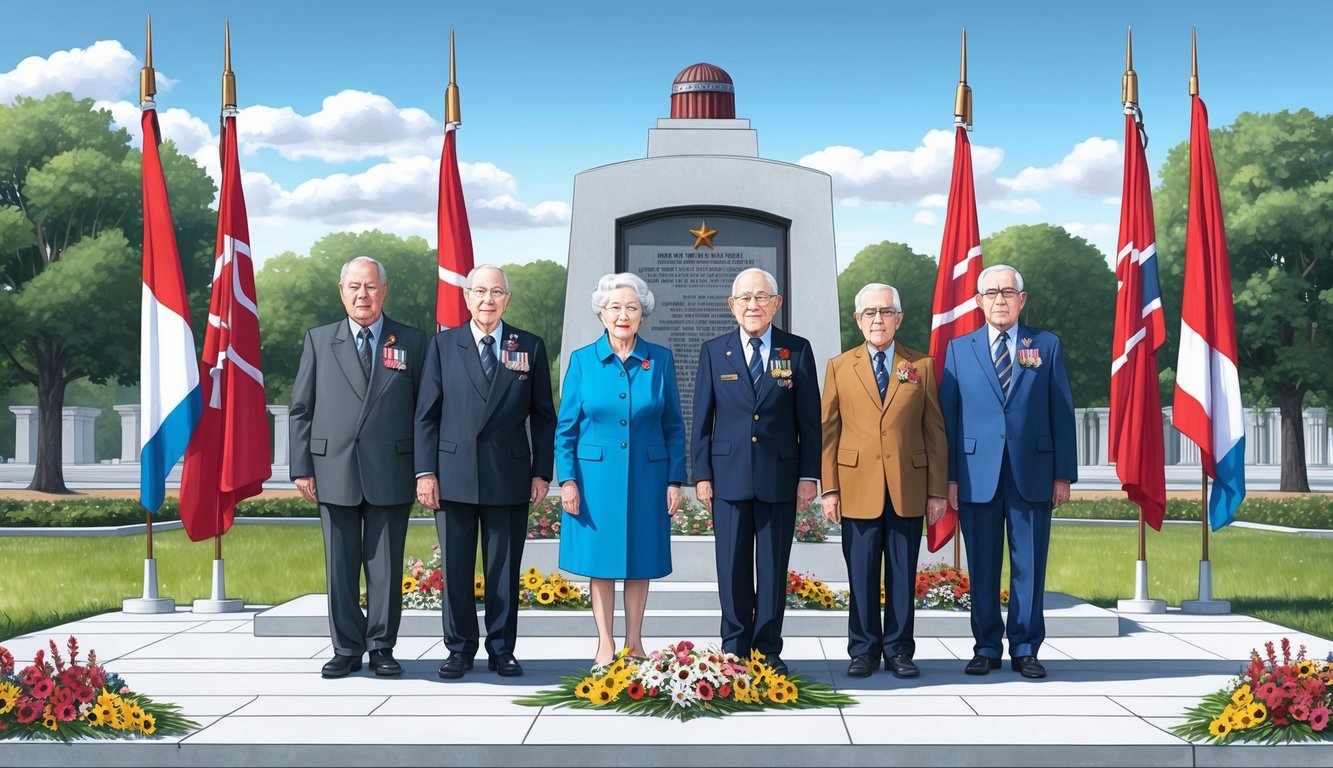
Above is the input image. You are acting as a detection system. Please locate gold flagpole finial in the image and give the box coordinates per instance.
[140,13,156,105]
[953,26,972,129]
[1121,26,1139,105]
[445,26,461,126]
[222,20,237,113]
[1189,26,1199,96]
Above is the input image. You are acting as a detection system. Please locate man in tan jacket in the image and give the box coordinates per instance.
[820,283,947,679]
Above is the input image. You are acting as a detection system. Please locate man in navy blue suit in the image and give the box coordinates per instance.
[691,268,821,675]
[940,264,1077,679]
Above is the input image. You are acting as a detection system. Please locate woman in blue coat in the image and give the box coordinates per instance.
[557,272,686,666]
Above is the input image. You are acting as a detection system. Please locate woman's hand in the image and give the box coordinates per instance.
[561,481,581,516]
[666,486,683,517]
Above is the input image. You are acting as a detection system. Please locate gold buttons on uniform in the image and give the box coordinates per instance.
[753,414,760,421]
[751,436,758,443]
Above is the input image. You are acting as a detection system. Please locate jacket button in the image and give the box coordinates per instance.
[620,419,627,426]
[620,442,627,449]
[751,436,758,443]
[619,392,626,399]
[620,371,626,377]
[753,414,760,421]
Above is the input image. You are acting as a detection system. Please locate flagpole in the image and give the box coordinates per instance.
[124,12,175,615]
[951,27,969,571]
[1113,27,1165,614]
[1180,28,1231,615]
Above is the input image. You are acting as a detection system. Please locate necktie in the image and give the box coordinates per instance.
[357,327,373,381]
[994,331,1012,396]
[480,335,498,384]
[873,351,889,401]
[747,338,764,391]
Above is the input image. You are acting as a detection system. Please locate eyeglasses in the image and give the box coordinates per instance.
[468,287,509,300]
[859,308,900,320]
[980,288,1021,300]
[732,292,776,306]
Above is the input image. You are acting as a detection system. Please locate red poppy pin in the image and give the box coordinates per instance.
[641,359,652,370]
[385,333,397,347]
[778,347,791,360]
[506,333,520,352]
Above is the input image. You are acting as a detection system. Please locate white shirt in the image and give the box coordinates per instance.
[739,325,773,370]
[348,315,385,351]
[470,319,505,363]
[986,323,1018,365]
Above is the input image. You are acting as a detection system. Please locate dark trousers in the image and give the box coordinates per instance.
[711,497,796,657]
[319,501,410,657]
[437,501,527,657]
[842,496,922,659]
[958,452,1052,659]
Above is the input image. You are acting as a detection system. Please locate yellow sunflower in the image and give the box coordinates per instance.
[573,677,597,700]
[523,571,543,590]
[1249,702,1267,725]
[555,583,572,599]
[536,587,556,605]
[1296,660,1315,678]
[783,682,799,702]
[126,703,145,726]
[473,577,486,598]
[766,686,789,704]
[1208,717,1231,737]
[820,594,834,608]
[42,707,59,731]
[96,690,119,710]
[1230,684,1253,707]
[594,688,615,705]
[96,705,116,727]
[524,566,541,579]
[140,712,157,735]
[0,681,19,715]
[401,576,418,594]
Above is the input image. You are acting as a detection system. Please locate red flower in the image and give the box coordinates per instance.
[1310,703,1331,731]
[54,702,78,722]
[14,698,41,724]
[718,683,732,699]
[626,681,645,700]
[646,687,659,698]
[20,666,44,686]
[695,680,715,701]
[641,359,651,370]
[778,348,791,360]
[0,646,13,672]
[29,677,54,699]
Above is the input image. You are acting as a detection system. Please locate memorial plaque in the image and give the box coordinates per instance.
[618,208,789,469]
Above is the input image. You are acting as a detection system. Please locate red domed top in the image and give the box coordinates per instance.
[670,62,735,119]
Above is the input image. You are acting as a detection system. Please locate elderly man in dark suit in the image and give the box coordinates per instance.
[415,264,556,679]
[691,267,821,676]
[290,256,426,679]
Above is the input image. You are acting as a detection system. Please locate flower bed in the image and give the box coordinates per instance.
[388,547,590,611]
[0,637,197,741]
[515,641,855,721]
[1174,638,1333,744]
[526,498,840,542]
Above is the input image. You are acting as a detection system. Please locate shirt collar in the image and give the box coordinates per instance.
[595,332,649,363]
[865,340,896,361]
[739,325,773,354]
[987,323,1018,347]
[470,319,505,348]
[348,315,385,344]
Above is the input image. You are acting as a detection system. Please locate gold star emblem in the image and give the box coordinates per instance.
[690,220,717,250]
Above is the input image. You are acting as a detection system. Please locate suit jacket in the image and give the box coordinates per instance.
[939,324,1078,504]
[820,343,947,519]
[690,327,821,503]
[413,323,556,506]
[289,315,427,507]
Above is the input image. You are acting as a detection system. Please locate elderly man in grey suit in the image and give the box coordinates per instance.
[415,264,556,679]
[290,256,426,679]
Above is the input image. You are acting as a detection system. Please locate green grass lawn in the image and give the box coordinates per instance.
[1,523,1330,643]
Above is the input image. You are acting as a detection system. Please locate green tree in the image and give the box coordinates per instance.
[981,224,1116,408]
[0,93,215,492]
[1154,109,1333,491]
[835,241,936,352]
[256,230,436,402]
[501,259,567,392]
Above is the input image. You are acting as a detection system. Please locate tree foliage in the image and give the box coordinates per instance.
[835,241,936,353]
[981,224,1116,408]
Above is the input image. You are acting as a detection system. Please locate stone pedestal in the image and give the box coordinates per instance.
[9,405,37,463]
[1161,406,1179,465]
[1091,407,1110,465]
[113,404,142,463]
[62,406,100,464]
[268,405,289,466]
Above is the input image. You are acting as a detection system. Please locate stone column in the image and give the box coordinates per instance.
[1162,406,1179,465]
[1309,407,1330,466]
[1073,408,1088,465]
[1243,408,1262,464]
[268,405,289,466]
[1091,407,1111,465]
[9,406,37,463]
[112,405,142,463]
[1264,407,1282,466]
[62,406,100,464]
[1175,404,1201,464]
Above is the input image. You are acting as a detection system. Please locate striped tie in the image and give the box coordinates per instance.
[748,338,763,391]
[993,331,1012,396]
[873,351,889,401]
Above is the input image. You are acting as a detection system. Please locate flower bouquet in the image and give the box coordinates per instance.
[786,570,849,610]
[517,567,591,609]
[0,637,197,741]
[516,641,855,721]
[914,564,972,610]
[1173,639,1332,744]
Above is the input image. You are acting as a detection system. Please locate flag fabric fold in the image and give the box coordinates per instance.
[178,113,271,541]
[139,107,201,514]
[1109,111,1167,530]
[927,125,986,552]
[1172,95,1246,531]
[436,124,474,329]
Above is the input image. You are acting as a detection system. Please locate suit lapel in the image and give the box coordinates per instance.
[851,347,884,411]
[725,333,750,384]
[969,330,1006,403]
[362,318,399,410]
[1009,324,1030,397]
[882,349,904,411]
[479,331,521,426]
[333,321,369,401]
[456,327,491,400]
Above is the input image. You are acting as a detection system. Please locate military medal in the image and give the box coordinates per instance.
[769,351,793,388]
[501,349,530,372]
[381,346,407,371]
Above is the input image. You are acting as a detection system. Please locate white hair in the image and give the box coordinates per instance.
[977,264,1025,293]
[853,283,902,314]
[464,263,510,292]
[339,256,387,285]
[730,267,779,296]
[591,272,655,316]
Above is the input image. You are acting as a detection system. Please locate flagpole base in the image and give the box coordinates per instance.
[192,559,245,614]
[123,558,176,614]
[1116,560,1166,613]
[1181,560,1230,614]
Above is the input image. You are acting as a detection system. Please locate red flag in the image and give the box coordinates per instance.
[927,126,986,552]
[179,114,270,541]
[436,125,474,329]
[1109,110,1167,529]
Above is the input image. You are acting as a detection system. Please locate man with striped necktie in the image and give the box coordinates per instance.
[939,264,1077,680]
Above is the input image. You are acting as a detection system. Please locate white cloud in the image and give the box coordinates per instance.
[0,40,174,104]
[1103,196,1121,206]
[913,210,938,225]
[237,90,440,162]
[1000,137,1121,196]
[989,198,1042,214]
[919,194,947,208]
[797,129,1006,206]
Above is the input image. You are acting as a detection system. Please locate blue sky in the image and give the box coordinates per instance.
[1,0,1327,272]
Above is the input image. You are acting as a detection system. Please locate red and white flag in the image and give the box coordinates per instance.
[179,113,270,541]
[927,125,986,552]
[1109,109,1167,529]
[436,123,474,329]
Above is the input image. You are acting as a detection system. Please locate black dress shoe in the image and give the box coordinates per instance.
[884,654,920,679]
[321,654,362,679]
[437,652,475,680]
[847,654,878,678]
[489,652,523,677]
[765,654,790,676]
[368,649,402,677]
[964,655,1002,675]
[1011,656,1047,679]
